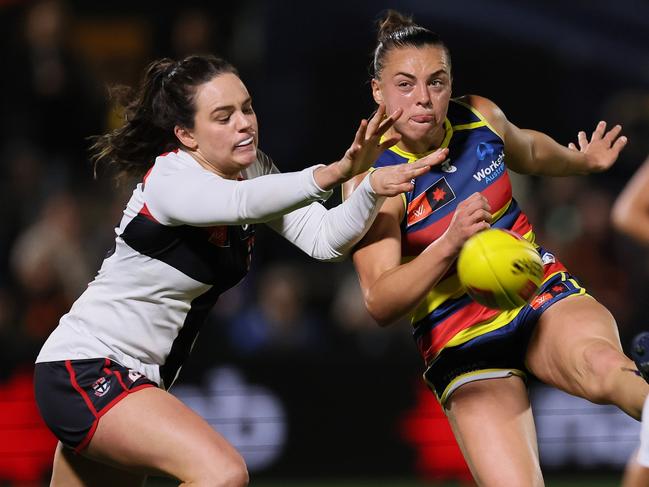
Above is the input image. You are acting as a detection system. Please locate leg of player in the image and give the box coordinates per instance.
[445,375,544,487]
[51,441,146,486]
[52,387,249,487]
[526,295,649,419]
[622,394,649,487]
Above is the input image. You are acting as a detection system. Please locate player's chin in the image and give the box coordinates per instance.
[232,147,257,166]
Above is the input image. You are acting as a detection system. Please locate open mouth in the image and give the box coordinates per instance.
[235,137,254,148]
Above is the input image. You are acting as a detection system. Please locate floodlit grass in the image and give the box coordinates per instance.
[146,474,622,486]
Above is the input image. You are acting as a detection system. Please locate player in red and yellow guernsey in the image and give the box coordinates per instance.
[345,10,649,486]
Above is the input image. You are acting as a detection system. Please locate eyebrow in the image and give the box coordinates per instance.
[394,69,448,79]
[210,97,252,115]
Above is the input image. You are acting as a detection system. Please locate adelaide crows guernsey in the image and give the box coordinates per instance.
[374,99,564,366]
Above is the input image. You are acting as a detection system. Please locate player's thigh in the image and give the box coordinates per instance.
[85,387,247,483]
[445,375,543,487]
[526,295,627,391]
[51,441,145,487]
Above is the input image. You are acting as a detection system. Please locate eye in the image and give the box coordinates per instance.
[243,105,255,114]
[217,115,231,123]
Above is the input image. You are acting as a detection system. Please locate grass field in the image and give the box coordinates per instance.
[145,474,623,486]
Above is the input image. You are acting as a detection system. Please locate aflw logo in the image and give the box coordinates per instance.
[473,150,505,183]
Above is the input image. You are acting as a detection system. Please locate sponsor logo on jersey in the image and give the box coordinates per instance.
[473,149,505,184]
[541,252,556,265]
[407,177,456,227]
[440,158,457,173]
[92,377,111,397]
[476,142,495,161]
[530,282,569,310]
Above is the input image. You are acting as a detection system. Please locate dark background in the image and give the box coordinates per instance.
[0,0,648,485]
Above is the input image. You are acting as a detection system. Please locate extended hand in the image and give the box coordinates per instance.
[336,104,403,179]
[370,148,449,196]
[568,121,628,172]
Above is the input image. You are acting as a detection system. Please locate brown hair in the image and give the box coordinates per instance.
[372,10,451,79]
[90,54,238,184]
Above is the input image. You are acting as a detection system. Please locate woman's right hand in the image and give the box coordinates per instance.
[313,104,402,190]
[440,192,492,254]
[369,148,449,196]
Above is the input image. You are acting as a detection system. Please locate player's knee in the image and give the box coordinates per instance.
[217,458,249,487]
[580,341,627,403]
[190,450,248,486]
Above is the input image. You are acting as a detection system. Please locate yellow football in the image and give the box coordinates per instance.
[457,229,544,310]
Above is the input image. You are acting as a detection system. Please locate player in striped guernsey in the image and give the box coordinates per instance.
[33,54,446,486]
[345,10,648,486]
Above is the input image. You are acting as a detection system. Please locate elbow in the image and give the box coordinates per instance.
[610,200,631,234]
[365,294,398,328]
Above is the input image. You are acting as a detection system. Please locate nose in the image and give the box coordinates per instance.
[234,110,253,131]
[415,82,432,107]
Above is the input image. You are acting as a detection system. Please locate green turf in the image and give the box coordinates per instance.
[145,474,622,486]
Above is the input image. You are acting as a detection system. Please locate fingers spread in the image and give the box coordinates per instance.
[613,135,628,153]
[592,120,606,140]
[366,104,385,135]
[577,131,588,148]
[603,124,622,145]
[375,107,403,138]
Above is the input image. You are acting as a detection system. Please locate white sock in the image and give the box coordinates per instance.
[637,394,649,467]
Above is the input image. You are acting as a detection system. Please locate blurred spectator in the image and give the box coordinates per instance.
[330,268,413,360]
[10,191,91,341]
[0,0,105,188]
[225,263,327,357]
[170,7,216,58]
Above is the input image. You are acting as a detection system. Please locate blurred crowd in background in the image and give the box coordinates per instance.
[0,0,649,484]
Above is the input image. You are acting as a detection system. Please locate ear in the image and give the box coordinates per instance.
[174,125,197,150]
[371,78,383,105]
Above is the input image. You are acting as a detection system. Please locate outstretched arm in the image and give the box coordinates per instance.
[267,149,449,261]
[466,95,628,176]
[352,192,491,326]
[612,155,649,244]
[146,104,404,227]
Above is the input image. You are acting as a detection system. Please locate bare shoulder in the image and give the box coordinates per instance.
[455,94,509,136]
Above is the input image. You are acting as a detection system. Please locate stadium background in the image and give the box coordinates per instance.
[0,0,648,485]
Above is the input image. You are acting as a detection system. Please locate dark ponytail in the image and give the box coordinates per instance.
[90,54,238,184]
[371,10,451,79]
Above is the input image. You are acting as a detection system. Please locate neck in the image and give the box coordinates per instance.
[183,148,239,180]
[394,123,447,155]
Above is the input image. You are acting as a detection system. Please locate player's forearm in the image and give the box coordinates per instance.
[364,237,459,326]
[312,161,348,190]
[527,130,589,176]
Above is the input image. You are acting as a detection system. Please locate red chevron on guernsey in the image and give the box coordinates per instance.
[416,260,568,362]
[416,302,501,364]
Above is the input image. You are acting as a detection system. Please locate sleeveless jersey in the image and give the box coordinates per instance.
[373,99,565,366]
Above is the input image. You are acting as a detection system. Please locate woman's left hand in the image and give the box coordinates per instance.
[568,121,628,172]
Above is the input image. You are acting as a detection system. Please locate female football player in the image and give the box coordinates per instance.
[345,10,648,486]
[33,54,445,486]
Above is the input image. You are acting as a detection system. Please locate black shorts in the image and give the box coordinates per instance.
[34,358,157,452]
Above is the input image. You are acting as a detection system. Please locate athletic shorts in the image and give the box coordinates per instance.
[423,271,586,407]
[34,358,157,452]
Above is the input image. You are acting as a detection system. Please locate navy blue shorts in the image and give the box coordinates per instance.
[424,271,587,406]
[34,358,157,452]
